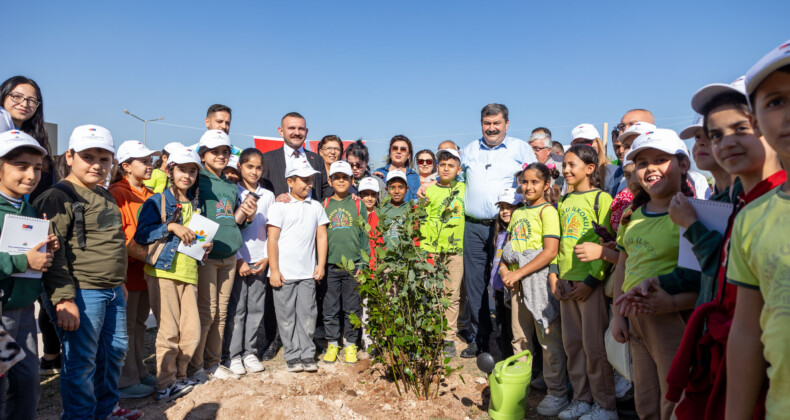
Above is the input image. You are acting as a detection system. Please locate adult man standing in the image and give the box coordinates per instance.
[609,109,656,195]
[460,104,536,358]
[206,104,232,134]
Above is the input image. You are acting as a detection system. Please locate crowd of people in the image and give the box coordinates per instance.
[0,39,788,420]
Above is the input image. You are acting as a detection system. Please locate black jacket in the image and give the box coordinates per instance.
[261,146,332,201]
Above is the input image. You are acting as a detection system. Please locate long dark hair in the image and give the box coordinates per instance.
[238,147,264,187]
[386,134,414,169]
[620,153,694,227]
[565,144,601,189]
[0,76,50,153]
[166,162,201,213]
[521,162,557,205]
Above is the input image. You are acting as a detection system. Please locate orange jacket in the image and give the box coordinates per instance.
[108,178,155,291]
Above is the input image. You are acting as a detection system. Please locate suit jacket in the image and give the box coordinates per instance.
[261,146,332,201]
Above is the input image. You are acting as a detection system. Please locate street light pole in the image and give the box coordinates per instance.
[123,109,165,146]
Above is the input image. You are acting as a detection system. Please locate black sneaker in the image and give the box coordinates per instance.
[443,341,457,357]
[286,360,304,373]
[261,339,282,361]
[157,379,193,403]
[39,355,62,376]
[302,359,319,372]
[460,342,478,359]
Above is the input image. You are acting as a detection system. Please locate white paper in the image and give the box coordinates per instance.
[678,198,733,271]
[176,213,219,261]
[0,214,49,278]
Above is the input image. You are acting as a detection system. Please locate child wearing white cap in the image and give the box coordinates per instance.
[34,125,142,419]
[320,160,369,365]
[726,40,790,420]
[0,130,58,419]
[107,140,161,399]
[266,157,329,373]
[144,142,184,193]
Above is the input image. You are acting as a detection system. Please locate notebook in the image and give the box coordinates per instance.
[176,213,219,261]
[678,198,733,271]
[0,214,50,278]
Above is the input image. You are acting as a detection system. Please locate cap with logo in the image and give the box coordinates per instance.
[329,160,353,177]
[168,147,203,169]
[625,128,689,164]
[385,169,408,183]
[496,188,523,206]
[679,114,704,141]
[358,176,380,193]
[745,40,790,109]
[69,125,115,154]
[691,75,746,114]
[618,122,657,148]
[0,130,48,157]
[116,140,161,164]
[285,157,319,178]
[198,130,231,151]
[571,124,601,141]
[163,142,185,154]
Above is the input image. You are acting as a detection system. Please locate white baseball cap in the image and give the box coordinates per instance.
[198,130,231,151]
[329,160,353,177]
[625,128,689,163]
[386,169,408,183]
[358,176,380,193]
[285,157,319,178]
[163,142,184,154]
[0,130,48,157]
[691,76,746,114]
[69,125,115,154]
[679,115,704,141]
[116,140,160,163]
[571,124,600,141]
[227,153,239,169]
[618,121,657,148]
[745,40,790,109]
[168,147,203,169]
[437,148,461,161]
[0,109,13,133]
[497,188,523,206]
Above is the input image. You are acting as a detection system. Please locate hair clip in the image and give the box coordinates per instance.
[546,163,556,170]
[522,162,529,170]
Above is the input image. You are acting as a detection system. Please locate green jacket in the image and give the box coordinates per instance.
[198,169,244,259]
[0,197,41,310]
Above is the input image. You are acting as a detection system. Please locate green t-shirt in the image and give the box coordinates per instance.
[616,207,680,292]
[198,169,243,259]
[508,203,560,253]
[325,196,370,266]
[420,182,465,253]
[144,202,198,284]
[143,168,168,193]
[557,190,613,281]
[381,202,409,249]
[727,187,790,419]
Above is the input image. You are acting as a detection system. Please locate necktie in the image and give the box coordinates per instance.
[292,149,300,158]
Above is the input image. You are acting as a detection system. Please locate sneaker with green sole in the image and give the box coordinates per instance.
[344,345,358,364]
[323,344,340,363]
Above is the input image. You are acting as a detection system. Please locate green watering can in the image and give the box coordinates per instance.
[477,349,532,420]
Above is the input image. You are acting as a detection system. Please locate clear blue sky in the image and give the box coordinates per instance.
[5,1,789,168]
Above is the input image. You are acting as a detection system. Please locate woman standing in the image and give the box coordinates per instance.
[317,135,343,175]
[374,135,420,202]
[346,140,386,198]
[415,149,437,186]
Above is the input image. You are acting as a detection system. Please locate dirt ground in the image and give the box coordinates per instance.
[36,326,552,419]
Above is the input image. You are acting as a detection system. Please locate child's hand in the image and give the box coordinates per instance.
[549,275,569,301]
[275,193,292,203]
[56,299,80,331]
[313,266,325,283]
[201,241,213,262]
[500,269,519,289]
[26,240,53,271]
[567,282,594,302]
[251,258,268,275]
[269,270,284,288]
[623,278,675,316]
[46,233,60,253]
[169,223,196,245]
[238,260,252,277]
[574,242,603,262]
[611,312,630,343]
[669,192,698,229]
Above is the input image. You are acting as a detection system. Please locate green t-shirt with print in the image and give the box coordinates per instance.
[324,196,370,266]
[144,201,198,284]
[557,190,613,282]
[420,182,465,253]
[616,207,680,292]
[508,203,560,254]
[727,187,790,419]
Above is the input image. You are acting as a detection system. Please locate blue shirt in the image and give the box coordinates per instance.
[463,136,536,219]
[374,164,421,203]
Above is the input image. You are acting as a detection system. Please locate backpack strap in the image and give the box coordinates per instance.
[52,182,87,250]
[355,197,361,216]
[323,197,331,210]
[593,190,602,221]
[159,193,167,224]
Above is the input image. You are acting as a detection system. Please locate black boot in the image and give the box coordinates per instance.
[261,337,282,361]
[460,342,478,359]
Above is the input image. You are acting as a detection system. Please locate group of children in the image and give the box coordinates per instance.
[0,39,788,420]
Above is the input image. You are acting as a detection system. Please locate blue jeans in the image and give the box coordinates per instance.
[41,286,128,420]
[462,220,494,346]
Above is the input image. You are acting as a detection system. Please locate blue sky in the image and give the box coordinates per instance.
[5,1,789,167]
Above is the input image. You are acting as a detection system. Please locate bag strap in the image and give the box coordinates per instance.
[159,193,167,224]
[52,182,86,250]
[594,190,602,221]
[355,197,361,216]
[323,197,330,210]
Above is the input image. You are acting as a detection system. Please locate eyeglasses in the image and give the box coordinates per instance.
[531,146,550,153]
[391,146,409,153]
[349,162,365,169]
[321,146,341,153]
[417,159,433,165]
[7,93,41,108]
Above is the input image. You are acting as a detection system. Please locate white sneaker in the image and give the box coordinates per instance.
[558,400,592,420]
[188,368,210,385]
[579,402,618,420]
[208,364,241,380]
[613,370,632,399]
[243,354,265,373]
[537,394,570,416]
[229,357,247,375]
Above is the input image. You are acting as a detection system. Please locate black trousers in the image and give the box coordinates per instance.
[322,264,362,344]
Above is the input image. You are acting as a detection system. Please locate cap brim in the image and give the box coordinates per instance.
[679,125,703,141]
[329,170,353,177]
[72,143,115,154]
[691,84,744,114]
[287,169,319,178]
[746,52,790,102]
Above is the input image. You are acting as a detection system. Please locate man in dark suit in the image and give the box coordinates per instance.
[261,112,331,201]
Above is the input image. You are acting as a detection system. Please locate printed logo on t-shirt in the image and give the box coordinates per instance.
[562,206,591,240]
[329,208,354,230]
[511,218,533,244]
[215,198,234,219]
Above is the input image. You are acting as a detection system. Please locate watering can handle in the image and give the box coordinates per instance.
[495,349,532,380]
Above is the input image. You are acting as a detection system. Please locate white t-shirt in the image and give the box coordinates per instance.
[266,194,330,280]
[237,185,275,264]
[688,170,712,200]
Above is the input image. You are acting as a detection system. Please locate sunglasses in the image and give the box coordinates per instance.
[349,162,365,169]
[417,159,433,165]
[391,146,409,153]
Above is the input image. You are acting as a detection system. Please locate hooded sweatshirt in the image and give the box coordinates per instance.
[108,178,155,290]
[0,195,41,310]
